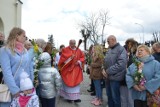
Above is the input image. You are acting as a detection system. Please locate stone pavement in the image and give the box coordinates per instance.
[56,73,108,107]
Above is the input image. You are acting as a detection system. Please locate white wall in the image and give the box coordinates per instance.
[0,0,22,39]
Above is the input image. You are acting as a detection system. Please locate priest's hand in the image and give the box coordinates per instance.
[71,54,75,59]
[75,61,79,65]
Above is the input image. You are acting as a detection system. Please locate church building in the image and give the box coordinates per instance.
[0,0,23,38]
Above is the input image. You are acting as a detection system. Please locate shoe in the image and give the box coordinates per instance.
[91,98,98,104]
[90,92,96,96]
[74,99,81,103]
[87,89,93,92]
[66,100,73,103]
[93,99,102,106]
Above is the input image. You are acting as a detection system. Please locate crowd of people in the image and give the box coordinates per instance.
[0,27,160,107]
[85,35,160,107]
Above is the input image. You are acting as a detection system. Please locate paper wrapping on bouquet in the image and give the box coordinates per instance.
[0,84,11,102]
[147,88,160,107]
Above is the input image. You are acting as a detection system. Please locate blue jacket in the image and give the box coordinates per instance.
[126,55,160,101]
[0,47,34,95]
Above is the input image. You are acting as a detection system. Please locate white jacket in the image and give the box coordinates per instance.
[10,89,39,107]
[38,52,62,99]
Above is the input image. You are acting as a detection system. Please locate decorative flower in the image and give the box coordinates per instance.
[31,39,41,55]
[138,69,142,73]
[34,45,39,53]
[135,77,138,81]
[132,56,146,86]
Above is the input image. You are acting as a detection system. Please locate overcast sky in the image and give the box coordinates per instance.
[21,0,160,49]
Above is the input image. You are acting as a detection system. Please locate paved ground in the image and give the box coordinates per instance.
[56,73,108,107]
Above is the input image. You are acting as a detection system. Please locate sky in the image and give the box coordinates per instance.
[21,0,160,49]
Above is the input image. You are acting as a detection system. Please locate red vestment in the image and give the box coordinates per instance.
[58,46,85,87]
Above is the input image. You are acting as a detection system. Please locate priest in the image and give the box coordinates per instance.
[58,39,85,103]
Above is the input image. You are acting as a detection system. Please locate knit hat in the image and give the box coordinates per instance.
[20,71,33,91]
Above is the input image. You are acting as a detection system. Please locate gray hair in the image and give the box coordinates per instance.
[35,39,47,50]
[137,44,151,55]
[153,42,160,49]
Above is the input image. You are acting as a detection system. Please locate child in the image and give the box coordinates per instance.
[10,71,39,107]
[38,52,62,107]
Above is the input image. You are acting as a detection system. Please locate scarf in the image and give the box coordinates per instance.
[139,55,150,62]
[18,88,34,107]
[15,41,24,53]
[19,96,31,107]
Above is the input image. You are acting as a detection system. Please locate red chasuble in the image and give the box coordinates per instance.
[58,46,85,87]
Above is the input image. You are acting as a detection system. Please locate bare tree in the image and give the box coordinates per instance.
[79,9,110,48]
[152,31,160,42]
[80,29,91,50]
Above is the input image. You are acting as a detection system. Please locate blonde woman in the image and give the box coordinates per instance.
[0,27,34,107]
[89,45,104,106]
[126,45,160,107]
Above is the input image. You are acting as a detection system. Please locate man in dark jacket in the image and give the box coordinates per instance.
[102,35,128,107]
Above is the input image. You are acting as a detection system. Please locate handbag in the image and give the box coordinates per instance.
[0,84,11,102]
[147,87,160,107]
[0,55,23,102]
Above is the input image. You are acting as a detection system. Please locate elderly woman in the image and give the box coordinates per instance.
[126,45,160,107]
[35,39,47,52]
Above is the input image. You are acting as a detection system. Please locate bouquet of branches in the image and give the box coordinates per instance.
[30,39,44,87]
[132,56,146,86]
